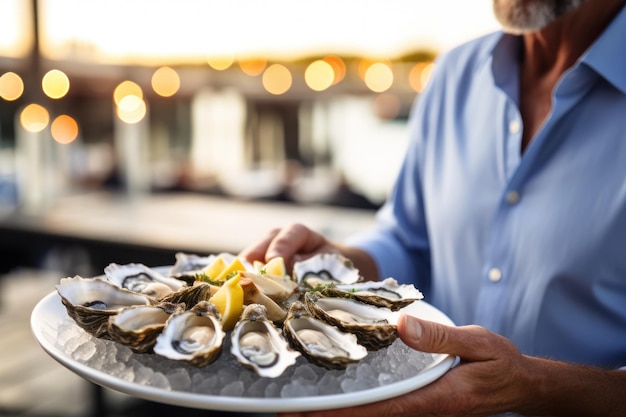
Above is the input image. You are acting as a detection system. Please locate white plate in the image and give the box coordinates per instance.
[31,291,456,413]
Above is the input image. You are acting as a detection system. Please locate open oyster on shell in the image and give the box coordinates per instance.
[153,301,225,367]
[230,304,300,378]
[330,277,424,311]
[304,290,399,350]
[159,281,217,307]
[283,301,367,370]
[104,263,185,299]
[169,252,217,277]
[56,275,153,339]
[293,253,361,288]
[108,302,185,353]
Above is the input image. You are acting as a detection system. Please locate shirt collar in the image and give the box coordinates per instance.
[582,4,626,95]
[487,4,626,96]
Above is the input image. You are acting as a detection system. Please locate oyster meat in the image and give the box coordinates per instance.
[104,263,185,299]
[153,301,225,366]
[56,275,153,338]
[293,253,362,288]
[230,304,300,378]
[283,301,367,370]
[304,291,399,350]
[108,302,184,353]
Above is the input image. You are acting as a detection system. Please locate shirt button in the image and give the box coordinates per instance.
[509,120,521,134]
[506,190,520,204]
[488,268,502,282]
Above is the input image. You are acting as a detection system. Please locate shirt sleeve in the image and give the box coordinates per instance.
[346,77,440,294]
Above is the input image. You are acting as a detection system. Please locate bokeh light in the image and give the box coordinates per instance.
[357,58,376,81]
[20,104,50,133]
[409,62,435,93]
[113,80,143,106]
[116,95,147,124]
[42,69,70,99]
[304,60,334,92]
[239,58,267,76]
[323,55,346,85]
[151,66,180,97]
[364,62,394,93]
[262,64,292,95]
[51,114,79,144]
[207,55,235,71]
[0,71,24,101]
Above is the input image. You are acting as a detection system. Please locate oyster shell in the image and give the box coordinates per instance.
[104,263,185,299]
[230,304,300,378]
[108,302,185,353]
[169,252,217,276]
[159,282,217,308]
[304,291,399,350]
[332,277,423,311]
[283,301,367,370]
[56,275,153,338]
[239,277,287,322]
[293,253,361,287]
[239,271,298,303]
[153,301,225,366]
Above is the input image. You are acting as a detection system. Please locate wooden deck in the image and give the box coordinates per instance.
[0,268,98,417]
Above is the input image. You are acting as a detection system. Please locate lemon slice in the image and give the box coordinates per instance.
[202,256,227,280]
[253,260,265,272]
[261,256,287,277]
[209,273,244,331]
[215,257,247,282]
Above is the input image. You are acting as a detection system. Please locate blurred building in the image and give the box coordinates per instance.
[0,0,500,211]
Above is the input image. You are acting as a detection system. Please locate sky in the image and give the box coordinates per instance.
[1,0,501,63]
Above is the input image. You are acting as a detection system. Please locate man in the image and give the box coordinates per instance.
[241,0,626,415]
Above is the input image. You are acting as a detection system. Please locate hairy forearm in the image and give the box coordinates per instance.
[519,356,626,417]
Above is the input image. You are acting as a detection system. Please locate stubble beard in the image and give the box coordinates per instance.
[493,0,589,34]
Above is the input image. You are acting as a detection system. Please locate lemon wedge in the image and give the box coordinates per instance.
[209,273,244,331]
[253,260,265,272]
[202,256,227,280]
[261,256,287,277]
[215,257,248,282]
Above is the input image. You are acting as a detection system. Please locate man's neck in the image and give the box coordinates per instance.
[518,0,625,152]
[521,0,625,80]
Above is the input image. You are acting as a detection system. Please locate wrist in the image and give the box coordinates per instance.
[516,356,626,417]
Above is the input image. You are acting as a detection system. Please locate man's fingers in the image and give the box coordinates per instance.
[239,227,281,262]
[266,223,327,261]
[398,314,505,363]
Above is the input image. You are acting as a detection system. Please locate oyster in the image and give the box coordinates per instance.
[283,301,367,369]
[230,304,300,378]
[239,271,298,303]
[153,301,225,366]
[108,302,184,353]
[304,291,399,350]
[159,282,217,308]
[293,253,361,287]
[239,277,287,322]
[104,263,185,299]
[332,277,423,311]
[56,276,153,338]
[169,252,217,276]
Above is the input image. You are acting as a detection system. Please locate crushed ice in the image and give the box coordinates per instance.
[54,317,436,398]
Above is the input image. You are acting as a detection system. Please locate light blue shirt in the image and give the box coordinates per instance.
[351,6,626,368]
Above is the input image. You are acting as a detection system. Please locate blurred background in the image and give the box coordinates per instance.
[0,0,499,416]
